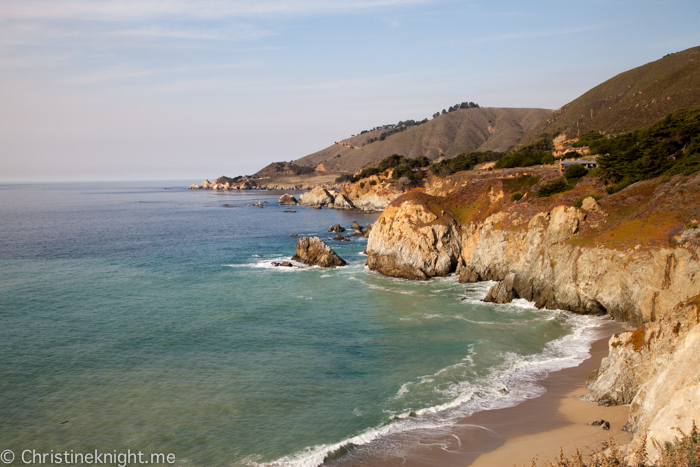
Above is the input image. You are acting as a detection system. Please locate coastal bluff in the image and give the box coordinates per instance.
[364,168,700,462]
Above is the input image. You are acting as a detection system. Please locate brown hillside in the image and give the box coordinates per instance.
[256,107,550,177]
[520,45,700,144]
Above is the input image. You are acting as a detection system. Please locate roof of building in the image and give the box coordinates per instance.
[559,159,597,165]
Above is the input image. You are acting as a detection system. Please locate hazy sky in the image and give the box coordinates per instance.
[1,0,699,181]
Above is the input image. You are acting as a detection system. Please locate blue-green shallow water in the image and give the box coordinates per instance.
[0,182,608,467]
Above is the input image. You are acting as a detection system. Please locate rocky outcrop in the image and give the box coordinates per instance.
[581,196,601,212]
[363,224,372,238]
[333,193,355,210]
[483,273,518,303]
[291,237,346,268]
[328,224,345,233]
[351,221,363,234]
[365,171,700,463]
[365,193,461,280]
[469,207,700,323]
[341,176,403,211]
[585,296,700,462]
[279,194,298,205]
[299,187,335,207]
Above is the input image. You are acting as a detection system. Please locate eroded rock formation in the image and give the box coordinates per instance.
[279,194,298,205]
[291,237,346,268]
[364,170,700,461]
[299,187,335,207]
[365,193,461,280]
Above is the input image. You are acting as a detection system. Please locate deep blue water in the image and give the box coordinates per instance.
[0,182,607,467]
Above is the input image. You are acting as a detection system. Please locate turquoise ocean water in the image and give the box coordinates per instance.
[0,182,609,466]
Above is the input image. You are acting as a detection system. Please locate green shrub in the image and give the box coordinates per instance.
[359,182,365,189]
[511,192,523,201]
[605,177,636,194]
[351,154,430,182]
[564,164,589,179]
[573,130,606,147]
[537,179,569,197]
[430,151,503,177]
[596,106,700,183]
[369,179,377,186]
[495,150,554,169]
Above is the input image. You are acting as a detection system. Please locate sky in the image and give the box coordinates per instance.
[1,0,699,182]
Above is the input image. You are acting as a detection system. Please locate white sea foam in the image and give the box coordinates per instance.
[258,308,609,467]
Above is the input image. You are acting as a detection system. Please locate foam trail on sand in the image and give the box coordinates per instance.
[257,305,610,467]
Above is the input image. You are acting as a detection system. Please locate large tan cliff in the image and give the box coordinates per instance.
[364,168,700,460]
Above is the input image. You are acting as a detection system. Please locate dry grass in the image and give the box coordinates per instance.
[522,423,700,467]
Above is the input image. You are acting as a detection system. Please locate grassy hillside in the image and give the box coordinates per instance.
[255,107,550,177]
[520,45,700,144]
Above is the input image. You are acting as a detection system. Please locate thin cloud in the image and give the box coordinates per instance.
[0,0,431,22]
[62,62,257,85]
[469,24,611,44]
[114,25,273,42]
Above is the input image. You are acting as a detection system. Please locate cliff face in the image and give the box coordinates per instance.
[585,296,700,462]
[340,174,404,212]
[365,169,700,458]
[365,192,461,279]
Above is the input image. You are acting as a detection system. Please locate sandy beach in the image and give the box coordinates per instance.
[328,321,629,467]
[467,334,631,466]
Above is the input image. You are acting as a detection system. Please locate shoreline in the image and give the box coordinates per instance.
[466,325,630,467]
[327,320,628,467]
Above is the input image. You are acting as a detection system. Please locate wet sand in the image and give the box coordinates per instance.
[467,336,630,466]
[328,321,629,467]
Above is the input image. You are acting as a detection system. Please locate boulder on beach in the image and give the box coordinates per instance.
[291,237,346,268]
[328,224,346,233]
[279,194,298,206]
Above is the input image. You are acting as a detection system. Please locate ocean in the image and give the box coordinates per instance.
[0,182,610,466]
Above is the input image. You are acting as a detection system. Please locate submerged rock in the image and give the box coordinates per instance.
[332,234,350,242]
[291,237,346,268]
[290,233,299,237]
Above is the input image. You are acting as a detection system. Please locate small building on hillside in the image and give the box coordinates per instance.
[559,160,598,173]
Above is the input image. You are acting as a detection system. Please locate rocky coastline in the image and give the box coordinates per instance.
[191,166,700,463]
[362,169,700,463]
[190,172,405,212]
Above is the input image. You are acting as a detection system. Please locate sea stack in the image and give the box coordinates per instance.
[291,237,346,268]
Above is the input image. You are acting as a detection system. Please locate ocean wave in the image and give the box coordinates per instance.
[258,309,609,467]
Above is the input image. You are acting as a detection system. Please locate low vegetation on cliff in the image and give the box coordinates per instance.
[524,426,700,466]
[590,106,700,192]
